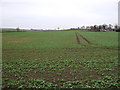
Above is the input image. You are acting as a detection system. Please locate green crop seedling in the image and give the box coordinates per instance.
[2,30,119,88]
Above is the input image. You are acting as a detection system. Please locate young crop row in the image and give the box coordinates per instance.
[2,31,119,88]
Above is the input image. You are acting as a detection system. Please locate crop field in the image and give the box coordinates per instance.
[2,30,119,88]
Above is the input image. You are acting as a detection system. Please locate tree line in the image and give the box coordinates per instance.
[70,24,120,32]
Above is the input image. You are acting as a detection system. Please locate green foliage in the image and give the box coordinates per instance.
[27,79,55,88]
[2,30,119,88]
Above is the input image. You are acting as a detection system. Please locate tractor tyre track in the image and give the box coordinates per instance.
[75,32,80,44]
[79,34,91,44]
[75,32,91,44]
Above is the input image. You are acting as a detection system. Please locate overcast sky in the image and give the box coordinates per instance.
[0,0,119,29]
